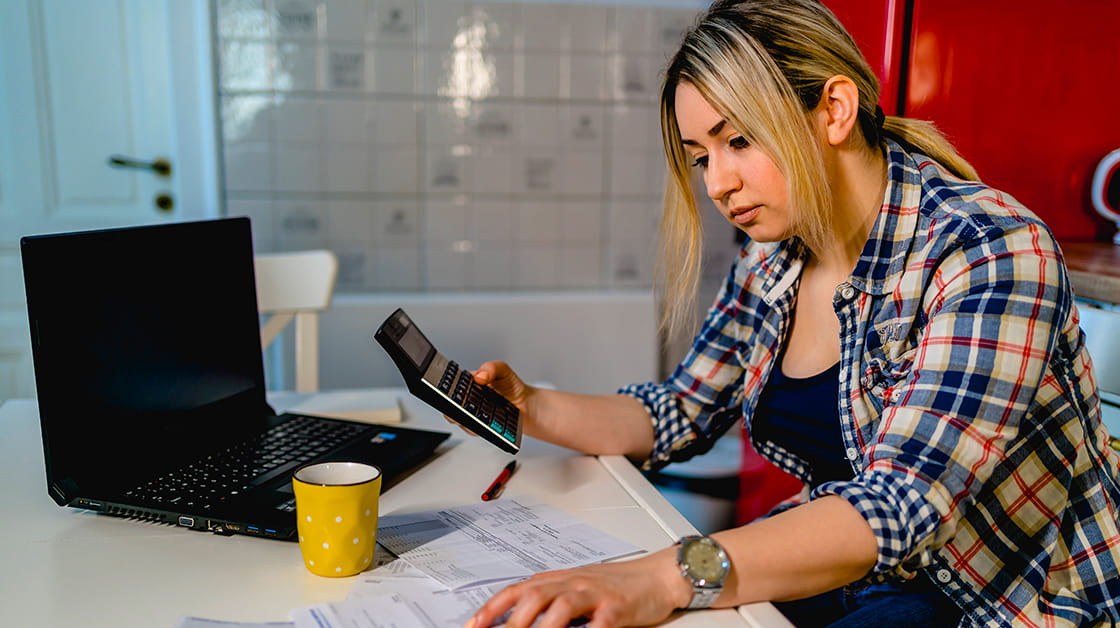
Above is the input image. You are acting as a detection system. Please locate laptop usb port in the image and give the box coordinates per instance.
[178,516,195,527]
[247,525,260,534]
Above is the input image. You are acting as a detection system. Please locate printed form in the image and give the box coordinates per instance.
[289,496,643,628]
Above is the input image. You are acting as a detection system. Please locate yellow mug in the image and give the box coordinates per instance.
[292,461,382,577]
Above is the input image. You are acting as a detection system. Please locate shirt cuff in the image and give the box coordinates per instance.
[616,382,698,469]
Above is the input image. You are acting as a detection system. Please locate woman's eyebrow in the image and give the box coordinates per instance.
[682,119,728,146]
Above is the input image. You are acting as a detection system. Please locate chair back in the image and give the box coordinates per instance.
[255,250,338,393]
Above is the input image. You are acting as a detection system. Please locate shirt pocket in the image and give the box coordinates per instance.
[861,340,918,408]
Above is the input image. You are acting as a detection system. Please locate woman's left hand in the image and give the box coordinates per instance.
[466,553,690,628]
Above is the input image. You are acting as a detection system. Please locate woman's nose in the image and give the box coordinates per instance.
[705,156,741,201]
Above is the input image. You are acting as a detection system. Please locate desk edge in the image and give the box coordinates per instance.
[597,455,698,540]
[597,455,796,628]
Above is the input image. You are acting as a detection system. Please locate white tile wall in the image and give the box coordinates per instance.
[215,0,697,291]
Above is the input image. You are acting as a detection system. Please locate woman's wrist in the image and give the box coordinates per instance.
[655,546,697,611]
[519,384,546,437]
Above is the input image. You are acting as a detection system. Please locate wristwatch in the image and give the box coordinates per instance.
[675,535,731,609]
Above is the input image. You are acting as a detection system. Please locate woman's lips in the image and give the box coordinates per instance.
[730,205,761,225]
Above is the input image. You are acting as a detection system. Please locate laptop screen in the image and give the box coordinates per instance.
[21,217,272,500]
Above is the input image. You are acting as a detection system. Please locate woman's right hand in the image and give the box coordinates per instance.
[440,361,537,436]
[471,360,535,416]
[456,361,654,458]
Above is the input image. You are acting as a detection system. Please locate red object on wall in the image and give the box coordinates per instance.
[903,0,1120,243]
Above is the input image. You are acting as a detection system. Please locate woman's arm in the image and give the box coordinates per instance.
[471,361,656,461]
[714,495,877,603]
[466,495,877,628]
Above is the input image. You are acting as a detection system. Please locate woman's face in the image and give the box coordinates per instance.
[675,82,792,242]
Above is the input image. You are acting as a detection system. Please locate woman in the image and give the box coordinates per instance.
[466,1,1120,626]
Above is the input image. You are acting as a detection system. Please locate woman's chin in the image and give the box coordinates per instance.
[735,223,792,244]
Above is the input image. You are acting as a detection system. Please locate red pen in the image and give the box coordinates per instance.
[481,461,518,501]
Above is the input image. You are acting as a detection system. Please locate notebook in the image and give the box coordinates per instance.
[19,217,449,541]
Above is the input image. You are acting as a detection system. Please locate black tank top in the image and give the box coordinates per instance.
[751,361,854,487]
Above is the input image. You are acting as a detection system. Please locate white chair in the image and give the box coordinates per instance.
[255,250,339,393]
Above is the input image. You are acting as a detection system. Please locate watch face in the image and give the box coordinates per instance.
[682,538,729,584]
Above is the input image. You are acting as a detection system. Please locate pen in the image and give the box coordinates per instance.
[481,460,518,501]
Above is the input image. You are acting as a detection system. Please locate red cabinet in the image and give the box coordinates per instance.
[906,0,1120,242]
[827,0,1120,242]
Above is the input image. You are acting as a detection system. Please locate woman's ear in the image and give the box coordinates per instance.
[815,75,861,146]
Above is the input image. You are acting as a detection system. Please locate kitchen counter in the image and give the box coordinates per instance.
[1062,242,1120,305]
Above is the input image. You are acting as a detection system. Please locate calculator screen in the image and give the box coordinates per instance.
[399,324,433,368]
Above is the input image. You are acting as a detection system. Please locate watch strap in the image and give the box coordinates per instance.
[687,586,723,609]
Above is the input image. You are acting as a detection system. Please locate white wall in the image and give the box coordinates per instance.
[314,291,659,395]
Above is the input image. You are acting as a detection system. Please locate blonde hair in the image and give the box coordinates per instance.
[657,0,977,340]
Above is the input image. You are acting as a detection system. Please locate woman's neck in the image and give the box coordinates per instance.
[809,144,888,275]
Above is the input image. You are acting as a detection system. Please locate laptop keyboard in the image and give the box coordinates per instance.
[125,415,371,511]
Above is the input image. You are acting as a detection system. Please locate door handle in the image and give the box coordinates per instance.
[107,154,172,178]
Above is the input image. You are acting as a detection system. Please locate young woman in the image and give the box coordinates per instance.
[465,1,1120,626]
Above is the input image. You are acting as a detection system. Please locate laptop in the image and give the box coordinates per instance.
[20,217,449,541]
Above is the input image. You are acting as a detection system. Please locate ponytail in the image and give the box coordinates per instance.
[882,116,979,181]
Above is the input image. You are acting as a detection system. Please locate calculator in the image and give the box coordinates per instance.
[374,308,522,454]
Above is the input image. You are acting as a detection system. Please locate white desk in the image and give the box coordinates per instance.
[0,390,791,628]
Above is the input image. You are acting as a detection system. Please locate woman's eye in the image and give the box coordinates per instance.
[691,155,709,169]
[729,135,749,149]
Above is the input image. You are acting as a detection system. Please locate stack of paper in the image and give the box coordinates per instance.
[291,496,642,627]
[285,389,404,424]
[179,497,642,628]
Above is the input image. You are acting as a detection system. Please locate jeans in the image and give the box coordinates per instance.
[772,574,963,628]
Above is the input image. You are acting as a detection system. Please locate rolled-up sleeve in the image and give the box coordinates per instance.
[618,250,762,470]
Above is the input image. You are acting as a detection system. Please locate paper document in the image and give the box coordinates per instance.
[291,561,508,628]
[285,389,403,423]
[176,619,293,628]
[375,496,642,590]
[291,588,504,628]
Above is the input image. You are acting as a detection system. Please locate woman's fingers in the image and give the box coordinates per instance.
[471,579,587,628]
[468,566,662,628]
[473,360,509,386]
[503,582,567,628]
[534,589,600,628]
[467,580,524,627]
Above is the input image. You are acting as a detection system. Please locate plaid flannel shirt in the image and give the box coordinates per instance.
[621,140,1120,626]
